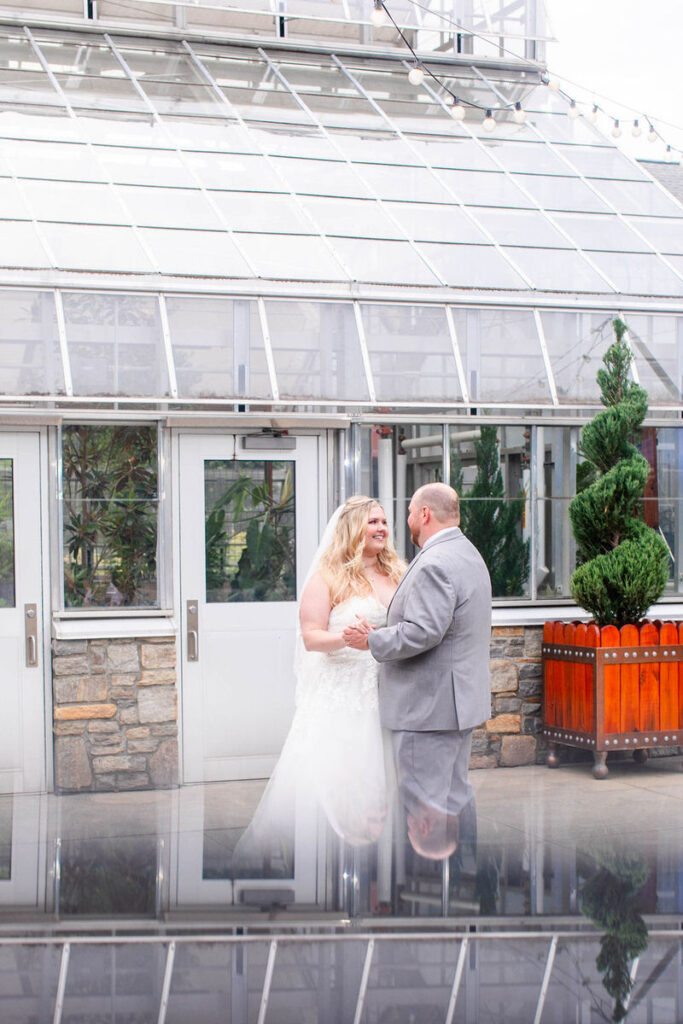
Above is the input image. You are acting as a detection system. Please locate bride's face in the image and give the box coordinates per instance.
[362,505,388,559]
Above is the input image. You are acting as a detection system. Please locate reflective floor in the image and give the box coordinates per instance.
[2,756,683,1022]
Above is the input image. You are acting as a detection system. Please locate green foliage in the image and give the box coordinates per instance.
[452,425,529,597]
[581,849,649,1022]
[0,468,14,607]
[62,426,158,607]
[568,318,669,626]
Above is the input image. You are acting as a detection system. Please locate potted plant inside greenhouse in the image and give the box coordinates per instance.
[542,319,681,779]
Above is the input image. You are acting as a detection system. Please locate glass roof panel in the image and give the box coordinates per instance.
[235,232,347,280]
[187,150,285,192]
[511,173,611,213]
[554,143,648,180]
[541,311,619,403]
[3,138,102,181]
[22,179,126,225]
[116,184,218,230]
[299,195,403,239]
[420,242,529,289]
[212,190,315,233]
[166,294,270,400]
[43,223,153,273]
[0,290,64,395]
[404,134,500,172]
[268,155,371,198]
[627,216,683,253]
[593,179,683,217]
[96,145,192,187]
[191,51,309,126]
[32,36,145,112]
[384,201,488,244]
[586,251,683,297]
[258,125,367,161]
[451,306,550,403]
[354,163,455,203]
[626,314,683,403]
[474,207,570,247]
[265,300,369,400]
[140,227,252,277]
[330,237,442,285]
[0,220,50,268]
[551,212,647,252]
[0,107,75,141]
[63,292,169,396]
[0,32,60,108]
[528,110,607,145]
[74,111,176,148]
[481,139,569,175]
[431,168,531,208]
[0,177,31,219]
[503,247,614,293]
[361,304,462,402]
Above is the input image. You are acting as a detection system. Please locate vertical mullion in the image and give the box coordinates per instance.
[157,941,176,1024]
[444,937,469,1024]
[529,424,539,601]
[445,305,470,405]
[53,291,73,398]
[533,308,558,406]
[158,295,179,399]
[533,935,558,1024]
[256,940,278,1024]
[352,938,374,1024]
[52,942,70,1024]
[257,297,280,402]
[353,301,377,405]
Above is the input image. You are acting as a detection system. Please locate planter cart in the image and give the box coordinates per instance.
[542,619,683,778]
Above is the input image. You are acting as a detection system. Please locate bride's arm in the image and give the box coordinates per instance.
[300,572,346,653]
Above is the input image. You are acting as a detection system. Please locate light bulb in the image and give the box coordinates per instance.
[449,98,466,121]
[512,101,526,124]
[408,64,424,86]
[482,109,496,133]
[631,119,641,138]
[567,99,579,119]
[647,125,657,143]
[611,119,622,139]
[587,104,598,124]
[370,1,387,27]
[548,79,560,92]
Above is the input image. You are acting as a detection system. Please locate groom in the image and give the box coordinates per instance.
[344,482,492,797]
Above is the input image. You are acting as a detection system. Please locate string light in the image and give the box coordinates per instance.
[512,101,526,124]
[482,109,496,132]
[647,124,658,143]
[631,119,642,138]
[407,63,424,85]
[567,99,579,120]
[611,119,622,139]
[370,0,387,27]
[587,104,598,124]
[449,97,466,121]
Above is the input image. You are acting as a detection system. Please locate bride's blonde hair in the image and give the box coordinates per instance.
[319,495,405,606]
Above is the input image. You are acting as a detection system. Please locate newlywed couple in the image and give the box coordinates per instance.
[234,482,492,870]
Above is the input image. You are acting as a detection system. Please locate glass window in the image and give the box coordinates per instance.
[61,424,159,608]
[535,424,581,600]
[361,304,461,402]
[167,295,269,400]
[331,130,422,166]
[204,459,295,603]
[0,460,14,608]
[0,178,30,220]
[450,424,531,598]
[265,300,369,401]
[451,307,550,404]
[653,427,683,595]
[403,134,499,171]
[626,315,683,404]
[541,311,618,404]
[63,292,168,397]
[0,289,64,394]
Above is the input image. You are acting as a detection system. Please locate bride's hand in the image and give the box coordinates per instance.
[343,618,373,650]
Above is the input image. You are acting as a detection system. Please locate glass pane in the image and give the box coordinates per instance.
[422,242,529,290]
[474,207,569,247]
[204,460,295,603]
[3,139,102,181]
[300,195,403,239]
[0,220,50,269]
[115,184,218,230]
[0,290,64,394]
[407,134,499,171]
[166,943,233,1024]
[62,944,164,1022]
[511,173,611,213]
[139,227,252,278]
[364,940,461,1021]
[487,140,569,175]
[534,425,582,599]
[0,945,62,1021]
[266,940,367,1024]
[21,179,126,225]
[594,178,683,217]
[235,233,347,281]
[626,216,683,253]
[211,190,314,233]
[627,315,683,403]
[450,425,531,598]
[58,835,157,915]
[361,304,461,402]
[0,177,33,219]
[440,168,531,208]
[503,247,613,293]
[555,143,648,179]
[98,145,192,188]
[541,311,618,404]
[551,212,645,251]
[451,307,550,403]
[270,155,371,198]
[357,162,455,203]
[265,300,369,401]
[189,151,286,192]
[41,223,153,274]
[0,796,10,876]
[62,425,159,608]
[167,295,270,400]
[655,429,683,595]
[331,237,441,286]
[587,251,683,296]
[0,460,14,608]
[384,201,488,244]
[63,292,169,397]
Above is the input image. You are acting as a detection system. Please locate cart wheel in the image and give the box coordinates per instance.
[633,748,648,764]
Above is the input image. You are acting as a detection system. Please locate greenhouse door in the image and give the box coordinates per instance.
[0,433,46,794]
[178,433,322,784]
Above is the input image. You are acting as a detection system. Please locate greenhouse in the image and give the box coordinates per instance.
[0,0,681,794]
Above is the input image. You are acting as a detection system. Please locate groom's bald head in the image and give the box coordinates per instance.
[412,483,460,526]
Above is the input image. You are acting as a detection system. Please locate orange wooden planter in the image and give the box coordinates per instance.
[542,619,683,778]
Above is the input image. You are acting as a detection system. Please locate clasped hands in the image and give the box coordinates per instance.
[343,615,373,650]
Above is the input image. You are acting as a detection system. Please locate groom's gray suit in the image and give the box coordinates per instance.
[368,528,491,732]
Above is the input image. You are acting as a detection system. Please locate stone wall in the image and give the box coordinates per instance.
[471,625,544,770]
[52,637,178,792]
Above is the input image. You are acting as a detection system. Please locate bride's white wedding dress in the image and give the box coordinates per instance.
[233,593,388,872]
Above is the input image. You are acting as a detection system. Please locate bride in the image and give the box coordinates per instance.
[233,496,405,873]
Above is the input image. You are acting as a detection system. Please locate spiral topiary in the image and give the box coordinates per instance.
[569,318,669,627]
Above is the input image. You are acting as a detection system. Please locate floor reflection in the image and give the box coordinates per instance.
[0,759,682,1021]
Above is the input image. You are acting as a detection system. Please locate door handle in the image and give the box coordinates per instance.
[25,604,38,668]
[187,600,199,661]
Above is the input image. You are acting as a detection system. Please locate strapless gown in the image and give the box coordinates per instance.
[233,595,388,871]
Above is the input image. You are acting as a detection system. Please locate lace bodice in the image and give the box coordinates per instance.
[328,593,387,638]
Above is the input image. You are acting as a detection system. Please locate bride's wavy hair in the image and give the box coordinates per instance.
[319,495,405,606]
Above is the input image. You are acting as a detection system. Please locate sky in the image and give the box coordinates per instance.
[540,0,683,161]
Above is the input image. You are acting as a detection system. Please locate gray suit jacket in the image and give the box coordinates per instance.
[368,528,492,731]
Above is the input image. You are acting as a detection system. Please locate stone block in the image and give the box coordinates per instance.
[52,640,87,656]
[494,697,522,714]
[150,723,178,737]
[94,774,117,791]
[92,754,147,774]
[471,733,492,754]
[89,647,106,673]
[53,722,85,736]
[120,706,138,725]
[106,645,140,673]
[127,737,159,754]
[138,687,177,724]
[149,738,178,787]
[90,742,125,756]
[54,703,117,721]
[500,734,537,767]
[141,644,176,669]
[491,626,524,637]
[523,716,541,735]
[55,735,92,791]
[88,720,120,734]
[519,676,542,698]
[54,675,108,704]
[111,674,138,688]
[490,660,518,693]
[139,670,177,687]
[117,772,151,791]
[126,727,151,740]
[470,754,498,770]
[53,655,90,677]
[486,713,520,734]
[524,629,543,658]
